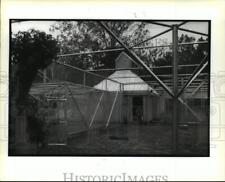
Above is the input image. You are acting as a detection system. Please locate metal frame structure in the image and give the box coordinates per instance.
[55,60,122,86]
[57,42,208,58]
[37,20,209,154]
[95,20,209,154]
[172,25,179,153]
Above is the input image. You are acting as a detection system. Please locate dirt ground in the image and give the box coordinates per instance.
[38,122,209,156]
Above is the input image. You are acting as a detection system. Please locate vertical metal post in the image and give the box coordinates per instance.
[120,83,124,123]
[83,72,86,86]
[64,99,67,123]
[63,99,67,144]
[51,61,55,81]
[181,77,184,122]
[43,69,47,83]
[172,25,179,154]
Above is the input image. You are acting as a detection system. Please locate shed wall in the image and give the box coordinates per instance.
[143,95,153,122]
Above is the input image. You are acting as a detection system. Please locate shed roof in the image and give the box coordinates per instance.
[94,52,158,94]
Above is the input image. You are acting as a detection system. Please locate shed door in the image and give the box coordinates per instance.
[132,96,143,123]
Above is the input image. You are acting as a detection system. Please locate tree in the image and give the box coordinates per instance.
[50,21,152,70]
[50,21,209,82]
[154,34,208,67]
[11,29,59,107]
[10,29,59,153]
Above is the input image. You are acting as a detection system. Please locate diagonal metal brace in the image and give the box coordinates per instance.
[129,28,172,48]
[98,21,203,123]
[89,92,104,128]
[64,83,89,128]
[179,27,208,37]
[190,79,207,97]
[177,55,209,97]
[178,98,202,122]
[98,21,174,98]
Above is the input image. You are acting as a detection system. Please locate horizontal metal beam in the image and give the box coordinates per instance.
[150,82,207,86]
[57,48,123,57]
[134,41,208,49]
[100,73,207,79]
[147,73,208,78]
[155,84,207,88]
[57,41,208,57]
[124,81,207,86]
[88,64,200,72]
[177,41,208,46]
[149,78,206,82]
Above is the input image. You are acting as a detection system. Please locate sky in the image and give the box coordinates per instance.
[11,20,209,46]
[12,21,57,36]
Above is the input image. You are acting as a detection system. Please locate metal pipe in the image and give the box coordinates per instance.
[107,73,207,79]
[190,79,207,96]
[98,21,174,98]
[57,41,208,57]
[178,98,202,122]
[172,25,179,154]
[178,21,189,27]
[179,27,208,37]
[149,77,204,81]
[129,28,172,48]
[135,41,208,49]
[83,72,86,86]
[57,48,123,57]
[126,81,205,86]
[106,91,119,128]
[146,21,173,28]
[98,21,203,126]
[89,92,104,128]
[177,41,208,46]
[38,70,51,81]
[88,64,200,72]
[54,60,122,85]
[177,55,208,97]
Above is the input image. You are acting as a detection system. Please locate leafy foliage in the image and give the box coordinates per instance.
[51,21,208,73]
[50,21,153,69]
[26,98,47,145]
[11,29,59,67]
[154,34,208,67]
[11,29,59,105]
[10,29,59,149]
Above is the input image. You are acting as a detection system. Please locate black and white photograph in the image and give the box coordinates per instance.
[9,20,210,156]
